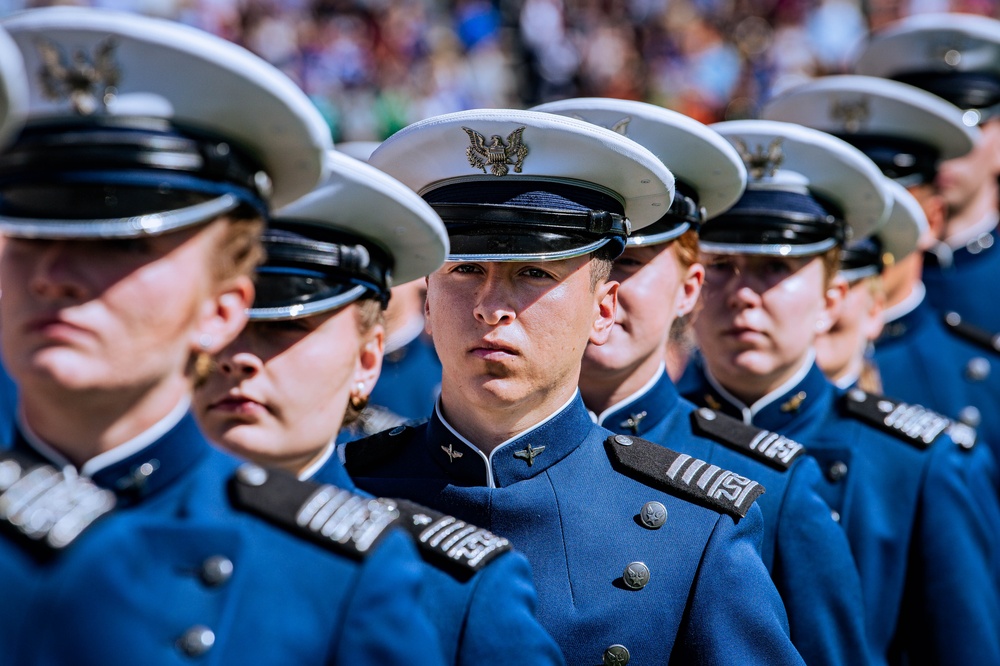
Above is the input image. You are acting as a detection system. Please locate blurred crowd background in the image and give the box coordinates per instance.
[2,0,998,141]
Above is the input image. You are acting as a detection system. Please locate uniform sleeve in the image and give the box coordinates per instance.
[897,440,1000,665]
[457,550,566,665]
[671,503,806,666]
[333,529,446,666]
[773,457,872,666]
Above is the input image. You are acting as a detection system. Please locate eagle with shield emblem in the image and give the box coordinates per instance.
[463,126,528,177]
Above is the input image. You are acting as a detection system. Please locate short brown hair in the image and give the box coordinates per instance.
[819,246,841,288]
[589,246,617,290]
[212,209,266,283]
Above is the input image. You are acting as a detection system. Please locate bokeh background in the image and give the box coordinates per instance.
[3,0,997,141]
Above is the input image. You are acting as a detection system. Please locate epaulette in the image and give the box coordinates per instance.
[342,424,416,475]
[393,498,511,579]
[353,405,409,438]
[230,463,401,559]
[604,434,765,521]
[943,311,1000,355]
[841,389,976,451]
[690,408,805,471]
[0,449,116,551]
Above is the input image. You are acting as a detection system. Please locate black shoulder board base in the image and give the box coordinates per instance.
[0,449,116,553]
[604,434,765,521]
[343,424,416,475]
[690,408,805,471]
[841,389,974,450]
[943,311,1000,354]
[393,498,511,580]
[230,464,400,560]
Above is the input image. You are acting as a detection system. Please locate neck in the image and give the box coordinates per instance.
[438,380,578,454]
[580,350,662,415]
[946,181,999,242]
[18,374,192,468]
[883,254,922,310]
[708,351,814,408]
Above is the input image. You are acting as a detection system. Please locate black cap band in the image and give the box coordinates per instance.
[836,133,939,185]
[893,71,1000,111]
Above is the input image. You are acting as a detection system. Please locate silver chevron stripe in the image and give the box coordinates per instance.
[884,404,950,444]
[666,453,761,510]
[419,516,511,565]
[297,485,400,553]
[0,460,116,549]
[749,430,804,463]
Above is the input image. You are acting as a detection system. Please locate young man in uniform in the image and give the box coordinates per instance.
[343,108,805,665]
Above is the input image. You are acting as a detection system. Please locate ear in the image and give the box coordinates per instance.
[674,262,705,318]
[354,322,385,397]
[190,275,254,354]
[816,274,848,335]
[423,275,433,338]
[919,193,948,248]
[589,279,618,346]
[863,284,886,342]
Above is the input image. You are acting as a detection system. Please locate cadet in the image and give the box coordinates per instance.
[681,119,1000,665]
[854,14,1000,337]
[762,74,1000,474]
[0,8,446,664]
[343,108,805,665]
[330,141,444,433]
[194,148,565,666]
[532,97,871,666]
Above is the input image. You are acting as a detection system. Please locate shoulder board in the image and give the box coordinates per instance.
[690,408,805,471]
[0,449,116,552]
[841,389,975,450]
[943,311,1000,354]
[604,434,765,521]
[229,464,400,560]
[343,424,416,475]
[393,498,512,580]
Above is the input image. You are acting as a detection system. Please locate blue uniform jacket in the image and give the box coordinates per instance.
[923,226,1000,333]
[874,294,1000,475]
[593,368,871,666]
[310,454,564,666]
[683,361,1000,666]
[344,394,805,666]
[0,412,446,666]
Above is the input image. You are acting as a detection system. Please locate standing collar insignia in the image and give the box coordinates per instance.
[619,411,647,434]
[780,391,807,413]
[463,126,528,176]
[733,137,784,180]
[35,36,121,116]
[441,443,464,463]
[513,443,546,467]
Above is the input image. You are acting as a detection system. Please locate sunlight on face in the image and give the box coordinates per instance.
[694,253,832,400]
[194,304,374,473]
[426,256,613,412]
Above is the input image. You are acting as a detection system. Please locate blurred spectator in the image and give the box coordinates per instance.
[10,0,1000,134]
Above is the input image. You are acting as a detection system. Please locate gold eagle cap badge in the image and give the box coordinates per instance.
[463,126,528,177]
[568,113,631,136]
[733,137,784,181]
[830,96,870,134]
[35,36,121,116]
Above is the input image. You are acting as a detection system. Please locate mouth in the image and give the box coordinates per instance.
[208,394,269,417]
[470,339,519,360]
[24,314,91,341]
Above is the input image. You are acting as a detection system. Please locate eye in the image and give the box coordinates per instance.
[614,256,643,269]
[519,266,554,279]
[451,263,483,274]
[256,318,314,335]
[763,259,795,276]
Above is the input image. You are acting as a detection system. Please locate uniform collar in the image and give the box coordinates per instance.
[427,391,592,488]
[15,398,207,506]
[304,443,359,490]
[698,351,830,431]
[592,363,680,436]
[879,284,932,341]
[943,211,999,251]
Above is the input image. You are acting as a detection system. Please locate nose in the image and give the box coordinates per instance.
[28,241,88,302]
[215,350,263,378]
[472,273,516,326]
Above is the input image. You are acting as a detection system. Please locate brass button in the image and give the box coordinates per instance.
[177,626,215,657]
[639,501,667,529]
[200,555,234,587]
[603,644,630,665]
[614,435,633,446]
[622,561,650,590]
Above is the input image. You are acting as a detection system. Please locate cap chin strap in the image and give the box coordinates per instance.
[248,285,369,321]
[447,236,614,263]
[698,236,840,257]
[0,193,241,239]
[628,222,692,247]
